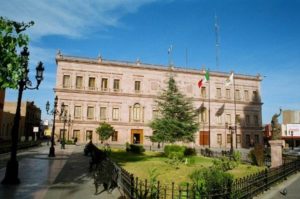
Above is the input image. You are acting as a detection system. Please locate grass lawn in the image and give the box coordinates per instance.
[110,149,265,185]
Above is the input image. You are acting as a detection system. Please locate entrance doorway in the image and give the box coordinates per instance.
[59,129,66,141]
[199,131,209,146]
[86,130,93,141]
[131,129,143,144]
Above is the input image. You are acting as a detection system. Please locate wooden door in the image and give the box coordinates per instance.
[199,131,209,146]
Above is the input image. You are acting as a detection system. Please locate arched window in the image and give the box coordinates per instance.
[133,103,141,121]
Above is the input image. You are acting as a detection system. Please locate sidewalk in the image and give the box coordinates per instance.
[0,143,122,199]
[254,172,300,199]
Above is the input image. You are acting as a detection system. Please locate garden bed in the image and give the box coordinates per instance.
[110,148,264,185]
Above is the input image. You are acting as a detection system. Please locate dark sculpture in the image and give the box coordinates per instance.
[271,108,282,140]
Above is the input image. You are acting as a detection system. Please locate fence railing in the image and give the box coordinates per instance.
[116,157,300,199]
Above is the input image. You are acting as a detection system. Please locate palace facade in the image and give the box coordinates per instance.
[54,52,263,148]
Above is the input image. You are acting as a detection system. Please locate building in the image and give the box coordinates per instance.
[0,89,5,138]
[54,52,263,148]
[1,101,41,141]
[281,110,300,147]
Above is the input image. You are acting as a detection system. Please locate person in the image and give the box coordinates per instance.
[61,139,65,149]
[74,137,78,145]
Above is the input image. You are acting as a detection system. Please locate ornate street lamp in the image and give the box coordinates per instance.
[66,114,72,141]
[291,130,294,150]
[46,96,59,157]
[59,103,68,149]
[2,47,44,184]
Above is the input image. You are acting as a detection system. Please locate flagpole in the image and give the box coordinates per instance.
[208,70,211,148]
[233,72,237,149]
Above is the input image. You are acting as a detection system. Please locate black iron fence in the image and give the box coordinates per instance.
[116,157,300,199]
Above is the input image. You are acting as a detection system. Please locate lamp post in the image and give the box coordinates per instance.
[291,130,294,150]
[66,114,72,141]
[229,126,234,155]
[59,103,68,149]
[2,47,44,184]
[225,122,228,149]
[46,96,59,157]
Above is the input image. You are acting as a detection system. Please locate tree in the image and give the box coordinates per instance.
[0,17,34,89]
[96,122,115,143]
[149,76,199,143]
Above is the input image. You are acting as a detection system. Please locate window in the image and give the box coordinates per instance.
[86,130,92,141]
[246,115,250,125]
[237,134,241,144]
[88,77,95,90]
[135,81,141,92]
[255,134,259,144]
[236,114,241,124]
[100,107,107,120]
[201,87,206,98]
[254,115,259,126]
[227,134,232,144]
[112,131,118,141]
[235,89,240,100]
[216,88,222,99]
[112,108,119,120]
[244,90,249,101]
[152,109,159,119]
[87,106,94,119]
[73,130,80,139]
[101,78,108,91]
[113,79,120,91]
[253,91,259,101]
[74,106,82,119]
[216,115,222,124]
[217,134,222,145]
[226,114,231,124]
[75,76,83,89]
[63,75,70,88]
[246,134,251,147]
[226,89,231,99]
[61,105,68,118]
[133,103,141,121]
[200,108,207,122]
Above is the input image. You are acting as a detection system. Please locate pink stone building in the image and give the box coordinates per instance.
[54,52,263,149]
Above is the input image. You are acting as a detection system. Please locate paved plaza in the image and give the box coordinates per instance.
[0,143,121,199]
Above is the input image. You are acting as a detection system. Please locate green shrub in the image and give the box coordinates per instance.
[164,145,185,157]
[128,144,145,154]
[125,142,130,152]
[184,147,197,156]
[169,151,184,160]
[232,151,241,164]
[190,166,234,198]
[213,156,238,171]
[248,144,264,166]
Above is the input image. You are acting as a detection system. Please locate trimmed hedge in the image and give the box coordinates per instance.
[127,144,145,154]
[164,145,197,158]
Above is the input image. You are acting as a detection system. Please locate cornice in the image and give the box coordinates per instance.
[56,54,262,81]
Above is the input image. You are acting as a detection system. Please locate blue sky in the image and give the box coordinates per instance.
[1,0,300,123]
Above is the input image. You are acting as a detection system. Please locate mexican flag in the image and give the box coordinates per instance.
[198,70,210,88]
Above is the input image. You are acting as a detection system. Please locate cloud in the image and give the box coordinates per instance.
[0,0,156,40]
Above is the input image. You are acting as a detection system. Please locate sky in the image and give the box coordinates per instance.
[1,0,300,124]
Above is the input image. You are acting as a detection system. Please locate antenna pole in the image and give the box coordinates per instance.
[215,14,220,69]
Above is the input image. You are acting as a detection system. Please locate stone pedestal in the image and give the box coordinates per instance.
[269,140,283,168]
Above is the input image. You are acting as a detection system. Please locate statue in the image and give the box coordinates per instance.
[271,108,282,140]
